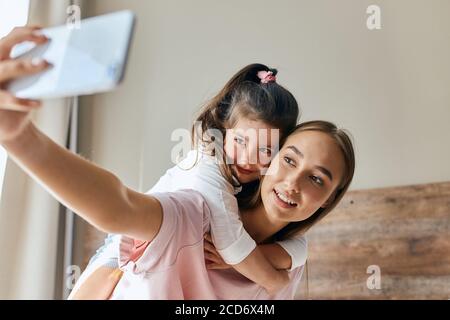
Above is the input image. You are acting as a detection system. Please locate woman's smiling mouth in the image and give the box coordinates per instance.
[273,188,298,208]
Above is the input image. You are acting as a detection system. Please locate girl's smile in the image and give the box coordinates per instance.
[234,165,257,175]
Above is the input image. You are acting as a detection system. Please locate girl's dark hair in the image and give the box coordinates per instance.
[191,63,300,193]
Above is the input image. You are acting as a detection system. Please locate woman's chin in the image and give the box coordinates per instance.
[263,192,292,221]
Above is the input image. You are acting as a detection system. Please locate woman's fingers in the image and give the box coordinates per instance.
[0,27,45,143]
[203,232,230,269]
[204,240,222,263]
[0,90,42,111]
[203,233,224,258]
[203,238,229,270]
[204,241,219,259]
[204,233,213,243]
[206,263,231,270]
[0,26,48,60]
[204,252,223,264]
[204,242,222,261]
[203,236,221,257]
[0,58,50,83]
[203,238,216,252]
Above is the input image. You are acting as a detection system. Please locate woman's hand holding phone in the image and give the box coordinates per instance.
[0,26,50,143]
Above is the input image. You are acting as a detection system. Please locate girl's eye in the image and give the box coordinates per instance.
[311,176,324,186]
[283,156,295,166]
[234,137,245,145]
[259,148,272,157]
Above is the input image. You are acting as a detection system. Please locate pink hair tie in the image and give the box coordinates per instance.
[257,70,276,84]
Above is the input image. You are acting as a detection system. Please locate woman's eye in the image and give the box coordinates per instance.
[283,156,295,166]
[311,176,324,186]
[234,137,245,145]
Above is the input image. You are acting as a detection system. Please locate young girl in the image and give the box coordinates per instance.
[71,63,306,298]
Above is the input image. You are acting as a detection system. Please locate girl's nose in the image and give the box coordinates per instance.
[238,144,258,166]
[248,145,259,165]
[237,147,249,165]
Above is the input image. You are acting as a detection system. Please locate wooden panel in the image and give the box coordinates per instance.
[296,181,450,300]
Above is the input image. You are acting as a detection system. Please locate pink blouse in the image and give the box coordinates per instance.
[109,190,304,300]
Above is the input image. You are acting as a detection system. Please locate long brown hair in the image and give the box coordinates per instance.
[191,63,300,190]
[258,120,356,241]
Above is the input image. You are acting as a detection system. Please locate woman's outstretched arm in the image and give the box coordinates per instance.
[0,27,162,242]
[2,122,162,241]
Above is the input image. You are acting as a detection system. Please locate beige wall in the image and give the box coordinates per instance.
[79,0,450,193]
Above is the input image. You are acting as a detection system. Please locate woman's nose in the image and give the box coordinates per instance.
[285,174,301,195]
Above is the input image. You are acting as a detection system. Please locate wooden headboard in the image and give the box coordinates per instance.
[295,181,450,299]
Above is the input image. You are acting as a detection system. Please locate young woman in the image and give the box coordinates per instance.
[0,27,355,299]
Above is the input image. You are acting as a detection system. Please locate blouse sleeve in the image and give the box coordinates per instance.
[276,234,308,271]
[189,158,256,265]
[118,189,211,272]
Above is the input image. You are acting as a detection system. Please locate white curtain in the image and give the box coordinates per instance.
[0,0,81,299]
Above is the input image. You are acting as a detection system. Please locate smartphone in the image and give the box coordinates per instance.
[7,10,136,99]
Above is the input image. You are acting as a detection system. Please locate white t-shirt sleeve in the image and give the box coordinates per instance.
[191,159,256,265]
[276,234,308,271]
[145,168,173,193]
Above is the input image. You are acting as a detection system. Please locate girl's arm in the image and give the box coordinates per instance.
[3,122,163,241]
[233,247,290,295]
[191,162,290,294]
[259,243,292,270]
[205,235,293,270]
[204,233,291,294]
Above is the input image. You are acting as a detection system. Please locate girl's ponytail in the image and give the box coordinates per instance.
[190,63,299,192]
[191,63,277,146]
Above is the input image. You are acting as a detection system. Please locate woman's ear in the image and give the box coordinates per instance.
[321,192,336,209]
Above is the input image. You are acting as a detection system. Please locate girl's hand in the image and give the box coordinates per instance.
[203,232,231,270]
[0,26,50,143]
